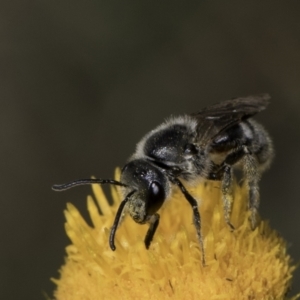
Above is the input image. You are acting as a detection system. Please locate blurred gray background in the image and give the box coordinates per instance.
[1,1,300,299]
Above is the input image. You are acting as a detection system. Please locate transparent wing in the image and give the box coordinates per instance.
[191,94,270,145]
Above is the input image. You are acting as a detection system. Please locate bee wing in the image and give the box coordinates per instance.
[191,94,270,145]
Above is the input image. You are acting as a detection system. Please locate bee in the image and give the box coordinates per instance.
[53,94,273,265]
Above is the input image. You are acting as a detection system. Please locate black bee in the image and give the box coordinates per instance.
[53,94,273,265]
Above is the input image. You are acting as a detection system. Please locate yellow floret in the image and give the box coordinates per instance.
[53,170,298,300]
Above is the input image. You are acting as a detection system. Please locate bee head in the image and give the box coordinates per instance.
[121,159,169,223]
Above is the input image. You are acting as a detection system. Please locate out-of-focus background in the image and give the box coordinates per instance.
[1,1,300,299]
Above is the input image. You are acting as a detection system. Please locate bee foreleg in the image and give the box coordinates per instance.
[109,190,135,251]
[144,213,160,249]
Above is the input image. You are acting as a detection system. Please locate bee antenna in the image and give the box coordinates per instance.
[52,178,128,191]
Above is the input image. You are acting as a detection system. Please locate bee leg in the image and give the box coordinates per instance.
[219,147,250,230]
[173,178,205,266]
[221,145,260,229]
[144,213,160,249]
[221,164,235,230]
[242,146,260,229]
[109,190,135,251]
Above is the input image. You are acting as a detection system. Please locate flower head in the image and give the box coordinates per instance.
[53,170,298,299]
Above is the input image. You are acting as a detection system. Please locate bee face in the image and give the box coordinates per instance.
[121,160,169,223]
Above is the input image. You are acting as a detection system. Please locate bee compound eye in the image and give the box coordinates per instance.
[150,181,163,198]
[147,181,165,215]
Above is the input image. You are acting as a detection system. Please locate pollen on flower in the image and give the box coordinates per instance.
[52,170,299,300]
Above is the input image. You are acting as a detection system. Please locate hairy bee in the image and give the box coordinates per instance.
[53,94,273,265]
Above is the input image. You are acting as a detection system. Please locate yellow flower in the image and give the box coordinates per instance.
[53,170,298,300]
